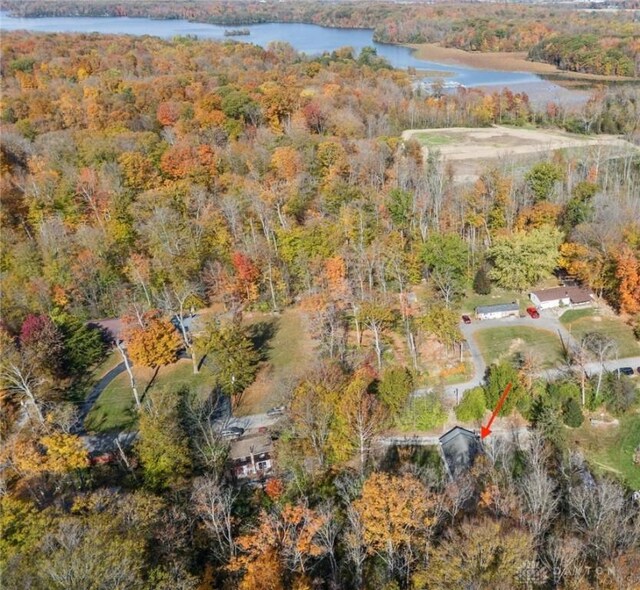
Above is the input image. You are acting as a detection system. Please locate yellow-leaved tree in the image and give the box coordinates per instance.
[40,433,89,473]
[353,472,437,577]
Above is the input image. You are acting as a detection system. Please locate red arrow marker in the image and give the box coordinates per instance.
[480,382,513,440]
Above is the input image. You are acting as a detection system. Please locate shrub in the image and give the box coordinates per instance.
[455,387,486,422]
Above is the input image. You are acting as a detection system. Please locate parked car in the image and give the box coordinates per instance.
[461,315,472,324]
[526,307,540,319]
[618,367,634,376]
[221,426,245,438]
[267,406,285,416]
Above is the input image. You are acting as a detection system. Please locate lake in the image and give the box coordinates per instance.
[0,12,543,88]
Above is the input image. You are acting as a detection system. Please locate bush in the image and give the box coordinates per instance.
[561,397,584,427]
[378,366,413,417]
[455,387,486,422]
[396,393,447,432]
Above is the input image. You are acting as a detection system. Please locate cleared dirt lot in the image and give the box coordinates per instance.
[402,125,638,183]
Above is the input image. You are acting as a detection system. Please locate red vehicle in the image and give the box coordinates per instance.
[526,307,540,319]
[461,315,472,324]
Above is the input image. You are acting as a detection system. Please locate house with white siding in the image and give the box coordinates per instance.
[475,302,520,320]
[529,286,593,310]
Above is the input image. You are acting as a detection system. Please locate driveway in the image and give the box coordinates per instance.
[421,313,639,401]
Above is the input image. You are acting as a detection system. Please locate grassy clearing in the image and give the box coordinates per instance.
[560,309,640,358]
[412,132,454,147]
[84,359,216,433]
[237,309,314,416]
[474,326,564,368]
[571,412,640,489]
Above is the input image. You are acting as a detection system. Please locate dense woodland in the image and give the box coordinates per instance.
[4,0,640,77]
[1,29,640,590]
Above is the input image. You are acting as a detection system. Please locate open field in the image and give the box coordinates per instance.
[560,309,640,358]
[473,326,564,368]
[402,125,638,183]
[571,412,640,489]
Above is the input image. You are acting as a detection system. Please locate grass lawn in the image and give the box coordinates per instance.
[560,309,640,358]
[84,359,217,433]
[474,326,564,368]
[571,412,640,489]
[237,309,314,416]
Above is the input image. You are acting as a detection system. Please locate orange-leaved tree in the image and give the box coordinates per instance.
[230,503,327,590]
[614,245,640,314]
[123,311,182,406]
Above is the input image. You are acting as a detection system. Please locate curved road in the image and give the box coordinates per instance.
[444,314,577,398]
[410,314,640,400]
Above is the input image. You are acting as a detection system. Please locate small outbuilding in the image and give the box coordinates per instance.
[439,426,481,478]
[529,286,593,310]
[475,302,519,320]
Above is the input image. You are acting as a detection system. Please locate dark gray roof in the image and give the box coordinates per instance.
[475,303,519,314]
[439,426,480,478]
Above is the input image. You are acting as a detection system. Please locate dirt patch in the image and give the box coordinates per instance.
[403,125,638,184]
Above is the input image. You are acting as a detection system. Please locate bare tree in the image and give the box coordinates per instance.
[582,332,618,398]
[344,505,367,590]
[114,340,141,410]
[181,391,230,473]
[518,432,559,542]
[569,478,638,562]
[158,281,204,374]
[0,360,46,425]
[315,502,342,587]
[192,475,237,560]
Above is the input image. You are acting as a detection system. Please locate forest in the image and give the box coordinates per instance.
[1,27,640,590]
[3,0,640,77]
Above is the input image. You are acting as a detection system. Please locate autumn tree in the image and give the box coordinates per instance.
[354,472,437,579]
[230,503,327,588]
[157,281,205,374]
[614,245,640,314]
[123,310,182,374]
[19,314,64,378]
[420,305,463,355]
[488,227,562,291]
[414,518,535,589]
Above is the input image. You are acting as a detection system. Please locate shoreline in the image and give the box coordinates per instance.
[406,43,636,84]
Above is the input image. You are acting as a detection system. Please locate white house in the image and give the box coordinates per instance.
[475,302,519,320]
[529,286,593,310]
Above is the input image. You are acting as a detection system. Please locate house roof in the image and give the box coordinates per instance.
[229,434,273,461]
[439,426,480,477]
[475,303,519,315]
[88,318,124,342]
[530,286,593,304]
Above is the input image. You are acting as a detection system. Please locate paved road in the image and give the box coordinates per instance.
[74,361,126,433]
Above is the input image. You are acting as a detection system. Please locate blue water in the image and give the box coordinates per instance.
[0,12,542,88]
